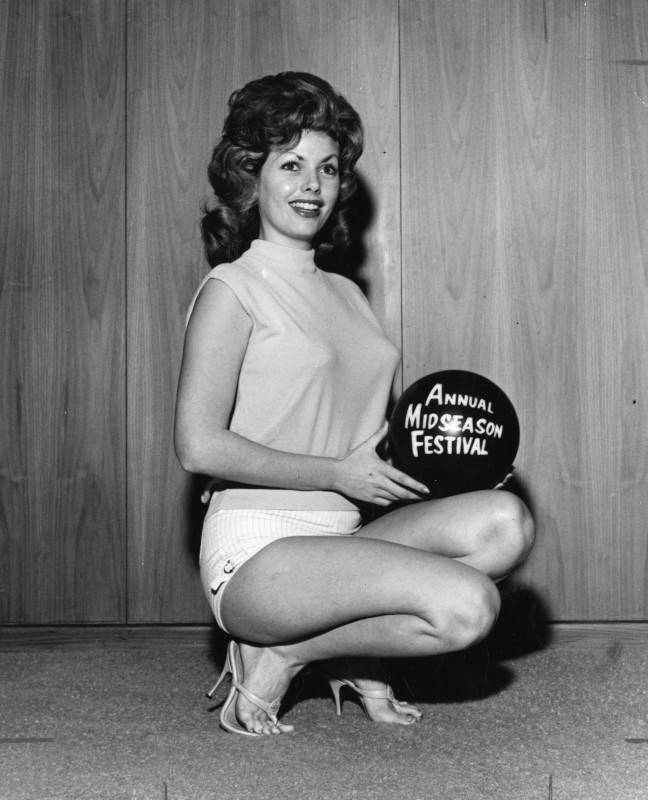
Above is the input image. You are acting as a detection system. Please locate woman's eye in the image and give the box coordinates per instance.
[281,161,300,171]
[320,163,338,176]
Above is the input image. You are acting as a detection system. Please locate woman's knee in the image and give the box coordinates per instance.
[485,491,535,567]
[432,572,501,652]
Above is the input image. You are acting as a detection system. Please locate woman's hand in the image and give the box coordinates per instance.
[331,423,430,506]
[493,469,514,490]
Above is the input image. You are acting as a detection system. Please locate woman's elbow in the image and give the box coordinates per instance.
[173,424,233,478]
[174,434,200,474]
[174,428,211,475]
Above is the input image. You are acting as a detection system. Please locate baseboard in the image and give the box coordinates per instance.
[549,621,648,646]
[0,624,217,650]
[0,622,647,650]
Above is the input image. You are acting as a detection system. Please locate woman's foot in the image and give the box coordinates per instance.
[234,642,303,735]
[348,676,422,724]
[324,657,422,725]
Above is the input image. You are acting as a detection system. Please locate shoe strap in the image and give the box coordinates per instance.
[232,679,281,722]
[353,685,395,702]
[335,677,396,702]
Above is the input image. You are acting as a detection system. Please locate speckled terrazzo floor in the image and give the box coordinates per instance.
[1,608,648,800]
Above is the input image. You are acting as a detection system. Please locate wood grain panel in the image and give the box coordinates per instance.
[572,0,648,618]
[126,0,399,621]
[0,0,126,622]
[400,0,648,619]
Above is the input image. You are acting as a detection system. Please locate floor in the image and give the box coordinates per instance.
[1,590,648,800]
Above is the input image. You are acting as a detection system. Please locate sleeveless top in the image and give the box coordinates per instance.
[187,239,400,510]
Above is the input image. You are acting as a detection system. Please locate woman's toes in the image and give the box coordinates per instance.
[240,706,293,736]
[394,700,422,719]
[253,716,266,734]
[387,708,418,725]
[376,709,413,725]
[361,696,423,725]
[245,718,261,735]
[233,643,302,735]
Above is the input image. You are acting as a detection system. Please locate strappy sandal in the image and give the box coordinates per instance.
[327,675,422,722]
[207,640,284,736]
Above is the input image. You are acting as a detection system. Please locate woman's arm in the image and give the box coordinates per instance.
[173,279,428,506]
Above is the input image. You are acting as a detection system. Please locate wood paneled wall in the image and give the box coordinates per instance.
[1,0,126,623]
[1,0,647,623]
[400,0,648,619]
[125,0,400,621]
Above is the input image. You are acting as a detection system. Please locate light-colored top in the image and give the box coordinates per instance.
[187,239,400,510]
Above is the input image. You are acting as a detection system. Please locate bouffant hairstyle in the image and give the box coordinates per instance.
[200,72,364,267]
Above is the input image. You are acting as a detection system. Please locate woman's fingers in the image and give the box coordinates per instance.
[364,424,430,496]
[386,466,429,496]
[335,423,430,504]
[374,460,429,496]
[381,481,426,503]
[493,469,514,489]
[372,467,429,502]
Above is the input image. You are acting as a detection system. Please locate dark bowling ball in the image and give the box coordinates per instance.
[389,370,519,498]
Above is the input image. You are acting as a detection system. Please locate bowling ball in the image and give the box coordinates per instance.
[388,370,519,498]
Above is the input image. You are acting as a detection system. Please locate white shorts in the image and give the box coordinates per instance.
[199,506,362,633]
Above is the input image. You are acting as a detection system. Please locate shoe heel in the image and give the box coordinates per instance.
[207,646,233,698]
[328,678,344,716]
[207,669,227,699]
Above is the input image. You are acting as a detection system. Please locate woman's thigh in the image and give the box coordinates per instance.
[358,490,530,561]
[219,533,489,644]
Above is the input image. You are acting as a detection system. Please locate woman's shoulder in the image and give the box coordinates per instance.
[324,271,370,305]
[186,259,259,326]
[206,253,255,279]
[201,256,265,292]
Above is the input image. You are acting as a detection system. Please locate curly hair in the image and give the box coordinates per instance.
[200,72,364,267]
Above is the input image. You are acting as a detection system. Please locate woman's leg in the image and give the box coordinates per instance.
[330,490,534,722]
[219,533,500,733]
[358,489,535,580]
[216,490,534,734]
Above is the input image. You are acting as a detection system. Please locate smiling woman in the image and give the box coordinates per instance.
[173,71,534,738]
[256,131,340,249]
[198,72,363,268]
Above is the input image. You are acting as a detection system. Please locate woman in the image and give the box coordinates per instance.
[174,72,534,737]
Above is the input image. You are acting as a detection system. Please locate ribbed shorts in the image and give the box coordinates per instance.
[199,505,363,633]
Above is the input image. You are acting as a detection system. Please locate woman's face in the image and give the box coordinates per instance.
[256,130,340,250]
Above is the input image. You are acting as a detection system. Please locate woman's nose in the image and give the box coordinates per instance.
[302,169,321,193]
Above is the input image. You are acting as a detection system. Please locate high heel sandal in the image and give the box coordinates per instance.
[327,676,422,722]
[207,640,283,737]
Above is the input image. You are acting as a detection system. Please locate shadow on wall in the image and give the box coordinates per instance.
[182,473,211,570]
[317,172,374,295]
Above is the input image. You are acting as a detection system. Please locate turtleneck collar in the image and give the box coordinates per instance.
[248,239,317,275]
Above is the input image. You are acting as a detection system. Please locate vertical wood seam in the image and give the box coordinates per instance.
[397,0,404,394]
[124,0,130,624]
